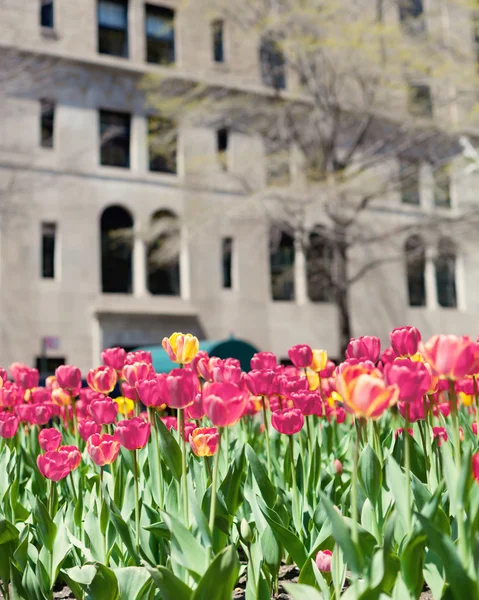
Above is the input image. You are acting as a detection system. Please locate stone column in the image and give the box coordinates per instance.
[425,247,438,310]
[294,234,308,306]
[130,115,148,174]
[133,222,147,298]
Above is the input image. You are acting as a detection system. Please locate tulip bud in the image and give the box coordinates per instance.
[162,332,200,365]
[38,428,62,452]
[125,350,152,365]
[250,352,277,370]
[333,459,343,475]
[37,451,72,481]
[78,418,102,442]
[346,336,381,363]
[102,347,127,372]
[390,326,421,357]
[239,518,254,544]
[0,412,19,438]
[55,365,82,392]
[288,344,313,369]
[271,408,304,435]
[315,550,333,573]
[115,416,151,450]
[88,397,118,425]
[157,369,199,409]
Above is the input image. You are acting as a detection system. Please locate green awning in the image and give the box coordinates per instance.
[135,338,260,373]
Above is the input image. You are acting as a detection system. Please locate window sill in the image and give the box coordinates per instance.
[41,27,59,40]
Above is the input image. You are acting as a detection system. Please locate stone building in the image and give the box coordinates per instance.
[0,0,478,372]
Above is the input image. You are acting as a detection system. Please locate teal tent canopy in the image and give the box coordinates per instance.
[135,338,260,373]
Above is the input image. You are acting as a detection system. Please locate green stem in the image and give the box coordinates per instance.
[289,434,301,531]
[133,449,140,556]
[449,380,467,564]
[48,479,54,517]
[404,415,412,535]
[418,420,429,488]
[178,408,189,526]
[209,427,223,533]
[305,415,312,460]
[148,407,163,509]
[262,397,272,479]
[246,545,256,588]
[351,421,361,545]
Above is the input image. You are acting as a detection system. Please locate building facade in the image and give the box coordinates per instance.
[0,0,478,372]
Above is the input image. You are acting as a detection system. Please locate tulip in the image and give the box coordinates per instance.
[346,336,381,363]
[432,426,448,447]
[161,416,178,431]
[279,374,309,398]
[336,365,398,419]
[87,433,121,466]
[188,350,210,377]
[0,384,22,409]
[88,397,118,425]
[186,391,205,420]
[16,367,40,390]
[0,368,7,385]
[182,420,197,441]
[125,350,153,365]
[114,396,136,416]
[394,428,414,438]
[202,381,249,427]
[0,411,19,438]
[115,416,151,450]
[211,361,243,385]
[102,347,127,372]
[244,369,275,397]
[315,550,333,573]
[78,418,102,442]
[58,445,82,470]
[383,358,431,404]
[136,377,163,407]
[420,335,477,380]
[37,451,72,481]
[390,326,421,357]
[473,422,478,436]
[310,349,328,372]
[51,387,72,406]
[162,332,200,365]
[157,369,199,409]
[38,428,62,452]
[324,404,346,424]
[250,352,277,370]
[271,407,304,435]
[190,427,219,456]
[320,361,336,378]
[16,403,53,425]
[122,382,138,402]
[398,398,428,422]
[122,362,152,387]
[55,365,82,392]
[333,459,343,475]
[87,366,118,394]
[288,344,313,369]
[28,387,51,404]
[290,390,322,416]
[380,347,397,366]
[472,453,479,483]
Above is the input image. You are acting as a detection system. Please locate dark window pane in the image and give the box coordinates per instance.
[307,230,334,302]
[36,356,65,377]
[145,5,175,64]
[217,128,228,170]
[400,159,420,205]
[98,0,128,58]
[222,237,232,288]
[399,0,425,34]
[212,20,224,63]
[270,230,295,301]
[473,14,479,65]
[41,222,56,279]
[147,210,181,296]
[434,166,451,208]
[408,84,432,117]
[40,0,54,28]
[436,238,456,308]
[99,110,131,168]
[148,116,177,173]
[405,235,426,306]
[260,37,286,90]
[40,99,55,148]
[101,206,133,293]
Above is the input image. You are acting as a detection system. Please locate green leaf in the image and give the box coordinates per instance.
[161,511,209,578]
[0,518,19,545]
[52,512,72,582]
[155,413,182,481]
[385,457,408,530]
[64,563,120,600]
[359,445,382,506]
[147,427,163,507]
[219,445,246,517]
[400,531,426,598]
[33,498,57,553]
[283,583,324,600]
[245,444,277,507]
[192,546,240,600]
[423,549,445,600]
[102,484,139,564]
[260,525,282,574]
[114,567,152,600]
[146,565,193,600]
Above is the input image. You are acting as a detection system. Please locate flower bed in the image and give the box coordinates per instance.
[0,329,478,599]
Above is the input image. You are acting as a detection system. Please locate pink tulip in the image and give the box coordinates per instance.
[9,362,29,383]
[380,348,397,366]
[244,369,275,397]
[290,390,323,416]
[271,408,304,435]
[125,350,153,365]
[16,367,39,390]
[78,418,102,441]
[122,382,138,402]
[102,347,127,372]
[394,428,414,438]
[472,453,479,483]
[346,336,381,363]
[88,397,118,425]
[16,403,53,425]
[87,366,118,394]
[157,369,199,409]
[320,361,336,378]
[250,352,277,370]
[37,451,72,481]
[55,365,82,392]
[87,433,121,466]
[0,368,8,384]
[202,381,249,427]
[315,550,333,573]
[384,358,431,403]
[211,361,243,385]
[0,412,19,438]
[279,374,309,398]
[398,398,428,422]
[189,427,219,456]
[122,362,152,387]
[136,377,164,407]
[38,428,62,451]
[161,416,178,431]
[432,426,448,446]
[186,391,205,420]
[390,326,421,357]
[420,335,477,380]
[473,422,478,436]
[333,459,343,475]
[325,404,346,424]
[58,445,82,470]
[0,383,22,409]
[115,416,151,450]
[288,344,313,369]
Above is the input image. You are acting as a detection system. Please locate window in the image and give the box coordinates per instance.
[399,159,420,205]
[101,205,133,293]
[212,20,224,63]
[399,0,425,34]
[222,237,233,289]
[434,165,451,208]
[435,237,457,308]
[148,116,177,173]
[217,128,228,170]
[260,36,286,90]
[40,99,55,148]
[408,84,433,117]
[405,235,426,307]
[147,210,181,296]
[307,227,334,302]
[99,110,130,168]
[41,223,56,279]
[145,5,175,64]
[98,0,128,58]
[36,356,65,377]
[270,229,295,301]
[40,0,54,28]
[473,13,479,64]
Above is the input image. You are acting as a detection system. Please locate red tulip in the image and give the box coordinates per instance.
[245,369,275,397]
[250,352,277,370]
[87,433,121,466]
[157,369,199,409]
[87,366,118,394]
[271,407,304,435]
[202,381,248,427]
[55,365,82,392]
[102,347,127,372]
[420,335,477,380]
[78,418,102,442]
[390,326,421,357]
[0,411,19,438]
[37,451,72,481]
[38,428,62,452]
[115,416,151,450]
[88,397,118,425]
[189,427,219,456]
[346,336,381,363]
[288,344,313,369]
[315,550,333,573]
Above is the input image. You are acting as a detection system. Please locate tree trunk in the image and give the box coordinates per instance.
[335,237,352,358]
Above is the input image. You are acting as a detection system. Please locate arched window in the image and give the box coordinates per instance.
[101,205,133,294]
[270,228,294,301]
[405,235,426,307]
[307,227,334,302]
[147,209,181,296]
[260,36,286,90]
[435,237,457,308]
